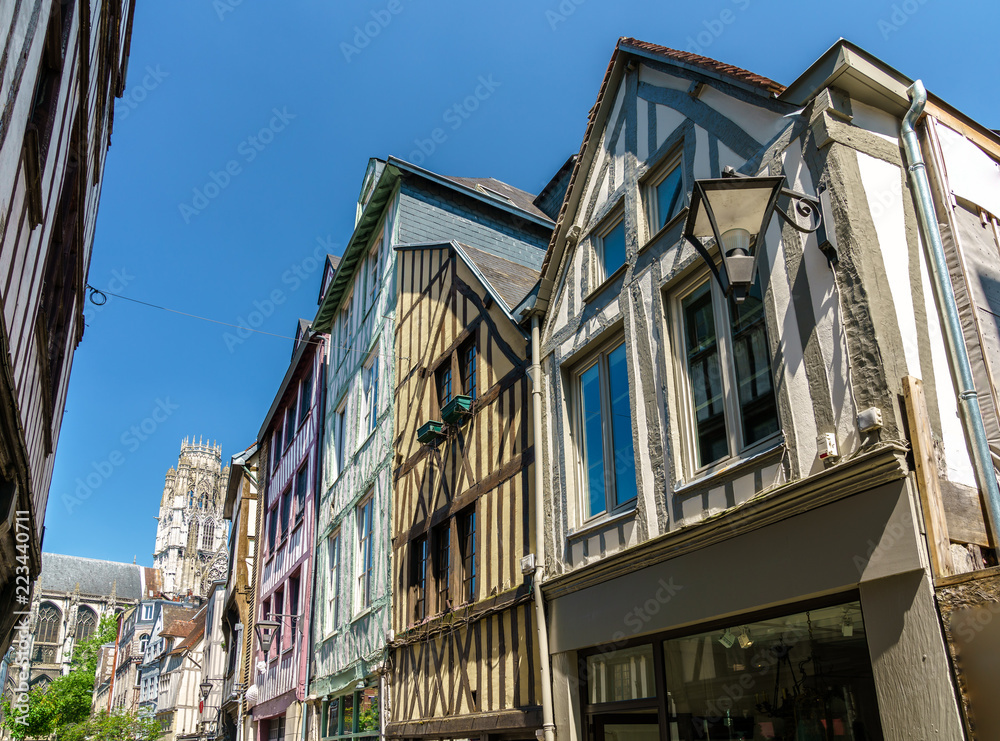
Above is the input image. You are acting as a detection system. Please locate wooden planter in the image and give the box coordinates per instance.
[417,420,446,444]
[441,395,473,424]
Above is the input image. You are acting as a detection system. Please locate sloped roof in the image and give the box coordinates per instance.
[619,38,785,96]
[40,553,145,599]
[160,605,199,637]
[443,176,552,221]
[459,242,541,311]
[171,609,206,654]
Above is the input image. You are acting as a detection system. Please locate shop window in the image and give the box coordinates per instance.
[586,644,656,704]
[672,274,779,472]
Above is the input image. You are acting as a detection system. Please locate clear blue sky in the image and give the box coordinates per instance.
[45,0,1000,564]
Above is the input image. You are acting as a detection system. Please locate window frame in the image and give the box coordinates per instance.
[367,233,382,309]
[294,463,309,523]
[459,507,477,605]
[460,336,477,401]
[411,535,428,623]
[436,362,453,408]
[361,350,379,439]
[299,370,313,427]
[668,270,781,479]
[593,205,626,286]
[642,151,686,243]
[356,493,375,613]
[327,532,340,635]
[434,522,451,614]
[569,335,639,524]
[333,401,347,481]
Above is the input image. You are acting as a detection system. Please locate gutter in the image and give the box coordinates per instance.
[900,80,1000,552]
[529,316,556,741]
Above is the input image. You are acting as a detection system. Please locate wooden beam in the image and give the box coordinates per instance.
[903,375,954,577]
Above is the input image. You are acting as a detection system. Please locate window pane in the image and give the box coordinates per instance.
[729,282,779,447]
[586,644,656,704]
[662,602,882,740]
[580,363,607,518]
[607,344,637,507]
[656,167,684,228]
[683,284,727,467]
[602,219,626,278]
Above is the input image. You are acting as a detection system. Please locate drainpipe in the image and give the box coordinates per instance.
[901,80,1000,550]
[529,315,557,741]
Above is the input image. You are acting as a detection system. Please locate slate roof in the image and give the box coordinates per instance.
[619,37,785,96]
[443,176,552,222]
[40,553,146,599]
[459,242,541,311]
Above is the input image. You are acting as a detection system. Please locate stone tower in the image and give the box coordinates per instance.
[152,438,230,599]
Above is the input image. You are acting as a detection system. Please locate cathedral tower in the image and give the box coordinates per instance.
[152,438,230,598]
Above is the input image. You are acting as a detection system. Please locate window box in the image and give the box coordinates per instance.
[417,420,446,444]
[441,395,473,424]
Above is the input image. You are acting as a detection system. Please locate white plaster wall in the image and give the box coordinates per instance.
[850,100,899,145]
[697,86,786,145]
[638,65,689,91]
[655,104,685,151]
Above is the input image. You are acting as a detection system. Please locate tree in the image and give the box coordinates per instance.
[1,615,119,740]
[57,709,163,741]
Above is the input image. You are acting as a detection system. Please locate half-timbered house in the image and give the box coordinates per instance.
[308,157,555,741]
[530,37,1000,740]
[0,0,137,656]
[250,319,327,740]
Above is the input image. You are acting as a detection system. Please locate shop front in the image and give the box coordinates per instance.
[547,474,966,740]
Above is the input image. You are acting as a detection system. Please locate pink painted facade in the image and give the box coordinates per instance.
[252,326,327,736]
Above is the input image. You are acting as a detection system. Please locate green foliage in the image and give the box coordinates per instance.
[56,709,163,741]
[357,694,380,732]
[1,615,120,740]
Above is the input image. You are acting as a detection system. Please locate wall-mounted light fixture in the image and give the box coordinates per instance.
[718,628,736,648]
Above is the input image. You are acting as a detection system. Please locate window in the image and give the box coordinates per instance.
[327,534,340,633]
[289,574,300,639]
[461,338,477,400]
[675,276,778,471]
[141,604,154,621]
[188,490,194,508]
[294,464,308,521]
[280,488,292,540]
[362,352,379,436]
[574,339,638,520]
[139,634,149,652]
[368,237,381,308]
[595,209,626,283]
[437,363,453,407]
[356,495,374,611]
[271,432,278,472]
[268,506,278,553]
[76,607,97,641]
[284,401,296,450]
[201,520,214,550]
[644,156,685,235]
[435,523,451,612]
[268,715,285,741]
[272,590,284,654]
[333,402,347,479]
[341,293,354,356]
[459,508,477,604]
[299,371,313,425]
[411,536,428,622]
[37,603,61,643]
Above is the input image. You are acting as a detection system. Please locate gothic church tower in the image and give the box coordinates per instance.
[152,438,230,598]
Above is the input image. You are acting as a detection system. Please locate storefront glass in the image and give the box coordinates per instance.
[582,601,882,741]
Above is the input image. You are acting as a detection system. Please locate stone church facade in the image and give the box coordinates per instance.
[153,439,231,599]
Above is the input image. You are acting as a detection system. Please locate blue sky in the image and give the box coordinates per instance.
[45,0,1000,564]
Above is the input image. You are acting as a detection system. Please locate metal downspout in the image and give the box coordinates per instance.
[901,80,1000,550]
[530,315,557,741]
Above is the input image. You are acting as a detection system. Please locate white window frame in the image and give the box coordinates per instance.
[643,152,686,241]
[594,205,626,286]
[333,401,347,481]
[668,271,781,479]
[367,232,382,309]
[341,292,354,361]
[355,493,375,614]
[361,349,379,440]
[327,532,340,635]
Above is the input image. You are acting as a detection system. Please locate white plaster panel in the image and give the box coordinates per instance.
[639,65,690,91]
[850,100,899,145]
[717,141,746,173]
[680,494,703,522]
[637,98,649,162]
[917,230,977,486]
[706,486,727,512]
[937,122,1000,218]
[630,274,658,536]
[857,153,922,378]
[607,81,627,152]
[761,217,817,475]
[732,473,754,506]
[694,126,711,180]
[614,131,626,188]
[655,105,686,151]
[698,86,785,145]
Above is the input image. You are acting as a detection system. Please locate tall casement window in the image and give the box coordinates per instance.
[356,494,374,611]
[437,363,453,407]
[201,520,214,550]
[284,399,296,450]
[362,351,379,437]
[299,371,313,425]
[434,523,451,612]
[644,155,685,236]
[459,507,477,603]
[368,237,381,307]
[273,589,284,653]
[461,338,477,400]
[573,339,638,520]
[294,464,308,521]
[411,535,428,622]
[341,293,354,360]
[289,574,300,638]
[333,402,347,480]
[280,487,292,540]
[268,506,278,553]
[674,276,779,471]
[595,207,626,284]
[327,533,340,633]
[37,603,61,644]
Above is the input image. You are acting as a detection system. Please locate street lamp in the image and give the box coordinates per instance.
[255,620,279,653]
[684,167,829,303]
[200,680,213,701]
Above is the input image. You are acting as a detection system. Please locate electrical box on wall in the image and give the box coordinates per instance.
[857,407,883,433]
[520,553,536,575]
[817,433,839,460]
